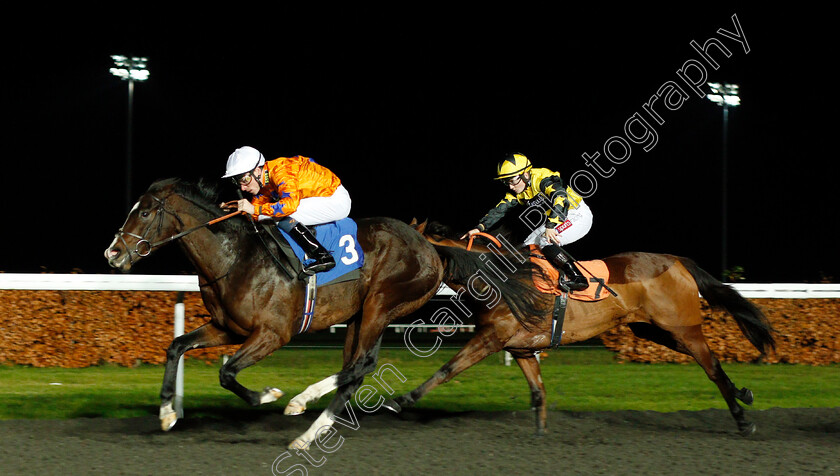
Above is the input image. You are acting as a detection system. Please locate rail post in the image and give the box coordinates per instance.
[174,291,185,418]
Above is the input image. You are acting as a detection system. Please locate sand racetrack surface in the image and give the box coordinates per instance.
[1,407,837,475]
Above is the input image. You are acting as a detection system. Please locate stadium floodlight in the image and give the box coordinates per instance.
[706,82,740,280]
[707,82,740,107]
[110,55,149,213]
[109,55,150,81]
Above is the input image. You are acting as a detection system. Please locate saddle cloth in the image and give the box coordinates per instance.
[278,217,364,286]
[528,245,611,301]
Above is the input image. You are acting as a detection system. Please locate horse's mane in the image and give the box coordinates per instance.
[144,177,302,280]
[423,217,531,251]
[423,221,457,239]
[417,218,551,329]
[424,208,533,245]
[147,177,253,234]
[148,177,218,207]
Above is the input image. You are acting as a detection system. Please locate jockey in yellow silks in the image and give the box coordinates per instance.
[462,153,593,291]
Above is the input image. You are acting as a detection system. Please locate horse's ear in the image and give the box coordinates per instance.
[408,217,428,234]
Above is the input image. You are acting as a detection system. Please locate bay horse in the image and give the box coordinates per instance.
[385,219,776,437]
[104,179,543,449]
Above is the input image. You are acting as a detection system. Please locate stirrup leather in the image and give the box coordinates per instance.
[288,223,336,276]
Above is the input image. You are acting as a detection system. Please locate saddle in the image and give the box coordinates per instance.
[528,245,611,301]
[263,217,364,287]
[527,245,615,348]
[262,218,365,335]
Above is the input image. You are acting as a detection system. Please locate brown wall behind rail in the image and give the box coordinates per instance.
[601,299,840,365]
[0,291,837,367]
[0,290,231,367]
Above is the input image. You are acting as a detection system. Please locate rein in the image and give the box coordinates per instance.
[114,195,245,263]
[466,232,502,251]
[115,192,294,282]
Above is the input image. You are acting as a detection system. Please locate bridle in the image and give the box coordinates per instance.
[112,190,294,282]
[114,194,243,265]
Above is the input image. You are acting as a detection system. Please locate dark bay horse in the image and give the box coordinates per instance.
[104,179,542,449]
[387,219,776,437]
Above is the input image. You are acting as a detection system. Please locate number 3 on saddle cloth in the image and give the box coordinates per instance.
[528,245,614,348]
[277,217,365,334]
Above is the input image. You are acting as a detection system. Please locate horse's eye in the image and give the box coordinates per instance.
[140,211,150,218]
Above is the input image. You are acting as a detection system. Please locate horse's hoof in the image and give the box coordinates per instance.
[738,422,756,437]
[382,399,402,413]
[288,438,310,450]
[159,403,177,432]
[160,412,177,432]
[392,394,413,409]
[284,401,306,416]
[260,387,284,404]
[736,387,754,406]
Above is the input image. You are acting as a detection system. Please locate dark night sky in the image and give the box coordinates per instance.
[1,9,836,282]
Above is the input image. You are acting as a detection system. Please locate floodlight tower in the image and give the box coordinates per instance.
[706,82,740,279]
[110,55,149,213]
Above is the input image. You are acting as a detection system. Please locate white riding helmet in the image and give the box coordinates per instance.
[222,146,266,178]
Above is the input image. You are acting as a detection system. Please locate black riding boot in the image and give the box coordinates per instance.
[542,244,588,291]
[287,223,336,275]
[561,261,589,291]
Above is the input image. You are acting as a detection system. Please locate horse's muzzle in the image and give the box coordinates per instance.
[104,243,132,272]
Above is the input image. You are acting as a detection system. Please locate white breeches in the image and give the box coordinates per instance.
[259,185,352,226]
[291,185,351,225]
[524,201,593,248]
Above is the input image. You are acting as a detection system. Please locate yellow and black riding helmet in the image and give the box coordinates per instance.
[495,153,532,183]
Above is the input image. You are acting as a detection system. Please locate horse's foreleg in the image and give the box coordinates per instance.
[159,323,242,431]
[513,354,548,436]
[389,326,505,411]
[218,327,287,406]
[670,324,756,436]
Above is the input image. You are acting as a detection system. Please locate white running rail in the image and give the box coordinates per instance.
[4,274,840,297]
[3,274,839,415]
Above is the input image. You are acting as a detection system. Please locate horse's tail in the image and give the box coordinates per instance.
[680,258,776,354]
[433,244,547,330]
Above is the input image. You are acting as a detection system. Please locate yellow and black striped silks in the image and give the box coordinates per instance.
[477,168,582,232]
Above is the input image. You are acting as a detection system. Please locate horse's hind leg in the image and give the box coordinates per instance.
[514,353,548,435]
[288,337,384,449]
[159,323,244,431]
[284,319,369,416]
[389,324,506,411]
[218,327,288,407]
[283,330,383,416]
[286,282,433,448]
[289,377,365,450]
[669,324,756,436]
[284,374,339,416]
